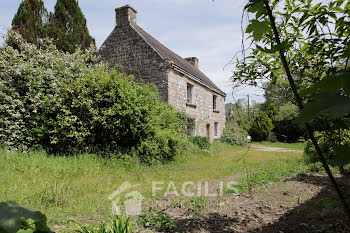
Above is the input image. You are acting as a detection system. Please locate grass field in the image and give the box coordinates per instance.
[0,142,309,227]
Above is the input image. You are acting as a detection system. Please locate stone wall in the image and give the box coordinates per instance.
[99,5,226,142]
[168,69,226,142]
[99,10,169,101]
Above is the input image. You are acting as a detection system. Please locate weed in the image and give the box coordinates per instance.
[171,200,184,208]
[184,196,208,217]
[34,181,72,207]
[137,207,175,232]
[0,142,307,225]
[69,215,132,233]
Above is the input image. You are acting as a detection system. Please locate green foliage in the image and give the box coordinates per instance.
[189,136,210,150]
[69,215,132,233]
[265,103,278,120]
[0,202,53,233]
[225,100,250,131]
[52,0,95,53]
[303,130,350,168]
[183,196,208,217]
[137,207,175,232]
[234,158,311,193]
[12,0,95,53]
[11,0,49,45]
[273,103,304,142]
[0,31,186,163]
[221,124,249,146]
[176,112,195,136]
[234,0,350,123]
[261,80,294,108]
[248,112,274,142]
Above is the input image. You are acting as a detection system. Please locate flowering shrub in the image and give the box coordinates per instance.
[221,125,249,146]
[0,31,187,163]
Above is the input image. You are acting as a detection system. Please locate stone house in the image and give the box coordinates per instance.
[99,5,226,142]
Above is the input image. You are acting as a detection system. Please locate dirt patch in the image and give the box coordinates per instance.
[251,145,303,154]
[143,174,350,233]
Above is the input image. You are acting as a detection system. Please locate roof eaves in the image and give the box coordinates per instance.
[171,63,226,97]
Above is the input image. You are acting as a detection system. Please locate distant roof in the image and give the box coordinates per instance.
[131,24,226,96]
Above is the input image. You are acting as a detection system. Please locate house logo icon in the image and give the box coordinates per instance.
[108,181,145,216]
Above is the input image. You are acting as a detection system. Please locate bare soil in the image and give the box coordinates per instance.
[145,174,350,233]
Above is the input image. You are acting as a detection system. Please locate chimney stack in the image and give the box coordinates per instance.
[185,57,199,69]
[115,5,137,26]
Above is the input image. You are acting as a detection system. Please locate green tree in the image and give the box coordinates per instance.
[273,103,304,142]
[248,112,273,142]
[233,0,350,217]
[11,0,49,45]
[52,0,95,53]
[264,103,278,120]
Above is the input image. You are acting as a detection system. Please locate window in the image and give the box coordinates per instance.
[213,95,218,110]
[187,122,196,137]
[214,122,219,137]
[187,84,194,104]
[206,124,210,139]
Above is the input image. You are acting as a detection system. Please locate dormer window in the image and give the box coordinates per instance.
[213,95,218,110]
[187,83,194,104]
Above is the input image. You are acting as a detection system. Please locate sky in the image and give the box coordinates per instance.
[0,0,265,103]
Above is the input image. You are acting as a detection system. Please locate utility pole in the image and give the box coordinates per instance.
[247,94,250,120]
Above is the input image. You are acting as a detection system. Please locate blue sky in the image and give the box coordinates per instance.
[0,0,265,103]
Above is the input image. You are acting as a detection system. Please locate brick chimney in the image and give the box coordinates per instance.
[185,57,199,69]
[115,5,137,26]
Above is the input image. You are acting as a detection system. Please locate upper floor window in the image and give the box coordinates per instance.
[213,95,218,110]
[187,84,194,104]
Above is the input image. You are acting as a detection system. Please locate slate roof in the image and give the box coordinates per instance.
[131,24,226,96]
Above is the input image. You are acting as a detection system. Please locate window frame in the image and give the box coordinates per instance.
[213,95,218,111]
[187,83,194,104]
[214,122,219,137]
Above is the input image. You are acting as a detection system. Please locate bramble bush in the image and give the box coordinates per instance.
[0,31,187,163]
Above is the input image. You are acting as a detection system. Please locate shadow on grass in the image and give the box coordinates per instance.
[172,174,350,233]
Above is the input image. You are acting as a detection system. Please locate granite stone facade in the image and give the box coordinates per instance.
[99,5,226,142]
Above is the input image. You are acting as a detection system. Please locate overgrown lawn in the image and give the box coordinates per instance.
[0,142,307,227]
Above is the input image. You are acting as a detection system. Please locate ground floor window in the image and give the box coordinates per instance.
[187,122,196,137]
[206,124,210,139]
[214,122,219,137]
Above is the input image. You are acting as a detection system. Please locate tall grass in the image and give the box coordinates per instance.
[0,142,305,227]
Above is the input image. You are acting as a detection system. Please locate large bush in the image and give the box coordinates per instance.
[0,31,186,163]
[221,124,249,146]
[248,112,274,142]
